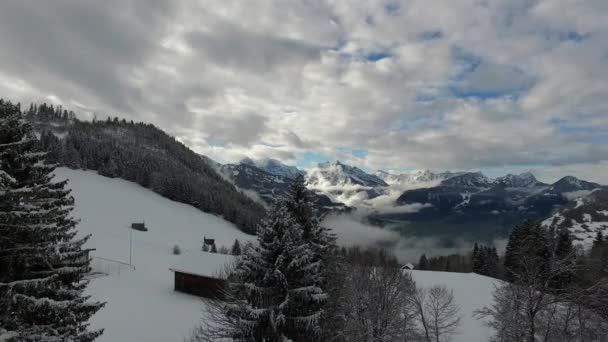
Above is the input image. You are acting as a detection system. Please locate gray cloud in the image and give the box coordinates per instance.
[0,0,606,179]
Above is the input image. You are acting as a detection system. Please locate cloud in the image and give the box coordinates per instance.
[323,213,509,262]
[0,0,606,180]
[322,214,401,247]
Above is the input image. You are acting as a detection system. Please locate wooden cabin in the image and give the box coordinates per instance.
[169,252,235,299]
[131,222,148,232]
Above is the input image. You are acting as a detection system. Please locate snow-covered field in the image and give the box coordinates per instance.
[407,270,499,342]
[55,168,254,342]
[57,168,498,342]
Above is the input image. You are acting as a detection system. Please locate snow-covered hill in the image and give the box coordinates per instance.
[55,168,254,342]
[407,270,499,342]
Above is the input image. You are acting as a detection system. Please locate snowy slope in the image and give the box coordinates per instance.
[407,270,499,342]
[54,168,254,342]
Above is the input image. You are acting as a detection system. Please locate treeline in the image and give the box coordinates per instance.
[477,221,608,341]
[417,242,500,277]
[19,100,265,234]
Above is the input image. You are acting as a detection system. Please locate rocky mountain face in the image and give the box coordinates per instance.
[240,158,305,179]
[375,170,464,187]
[389,171,605,233]
[307,161,388,188]
[220,162,348,215]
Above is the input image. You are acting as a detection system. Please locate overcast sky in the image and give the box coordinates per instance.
[1,0,607,182]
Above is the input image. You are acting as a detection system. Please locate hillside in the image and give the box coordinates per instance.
[27,105,265,234]
[54,167,254,342]
[56,167,498,342]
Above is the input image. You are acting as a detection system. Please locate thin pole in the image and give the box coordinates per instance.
[129,226,133,266]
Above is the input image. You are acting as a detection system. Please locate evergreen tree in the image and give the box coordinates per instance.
[0,100,104,341]
[283,175,338,339]
[227,205,325,341]
[210,243,218,254]
[551,230,575,290]
[418,254,429,270]
[504,220,551,284]
[231,239,242,256]
[472,243,482,274]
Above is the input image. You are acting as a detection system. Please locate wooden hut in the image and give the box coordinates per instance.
[169,252,235,299]
[131,222,148,231]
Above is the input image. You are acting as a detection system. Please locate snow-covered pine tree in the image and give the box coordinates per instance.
[284,175,338,339]
[0,100,104,341]
[227,204,325,341]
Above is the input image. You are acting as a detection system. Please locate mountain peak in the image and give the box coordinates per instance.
[441,171,493,188]
[239,158,304,178]
[495,172,540,188]
[310,161,387,187]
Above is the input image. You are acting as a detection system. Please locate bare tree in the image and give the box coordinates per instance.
[412,285,462,342]
[476,231,608,342]
[342,263,419,341]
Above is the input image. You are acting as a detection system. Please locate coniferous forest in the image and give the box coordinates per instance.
[22,101,265,234]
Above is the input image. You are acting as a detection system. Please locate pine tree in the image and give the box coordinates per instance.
[504,220,551,284]
[0,100,104,341]
[472,243,482,274]
[283,175,337,339]
[227,204,325,341]
[418,254,429,270]
[210,243,218,254]
[231,239,242,256]
[551,230,575,290]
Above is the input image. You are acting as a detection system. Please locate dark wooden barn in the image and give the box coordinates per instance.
[131,222,148,231]
[169,252,235,299]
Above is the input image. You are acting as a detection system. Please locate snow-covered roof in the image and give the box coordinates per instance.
[169,252,236,279]
[402,262,415,269]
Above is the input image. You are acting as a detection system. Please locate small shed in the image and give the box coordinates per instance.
[131,222,148,232]
[169,252,236,299]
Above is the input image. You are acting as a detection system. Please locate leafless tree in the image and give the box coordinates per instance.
[412,285,462,342]
[342,263,419,342]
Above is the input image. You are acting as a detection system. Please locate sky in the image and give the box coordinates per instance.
[1,0,608,183]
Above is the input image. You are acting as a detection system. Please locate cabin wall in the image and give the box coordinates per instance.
[174,272,226,299]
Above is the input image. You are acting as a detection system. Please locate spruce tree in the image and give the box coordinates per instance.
[228,204,325,341]
[551,230,575,290]
[231,239,242,256]
[418,254,429,270]
[472,243,482,274]
[504,220,551,284]
[0,100,104,341]
[284,175,337,339]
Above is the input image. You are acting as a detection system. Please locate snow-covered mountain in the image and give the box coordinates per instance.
[240,158,304,179]
[440,172,495,188]
[375,170,463,187]
[495,172,546,188]
[307,161,388,189]
[388,172,605,233]
[546,175,601,194]
[220,162,348,213]
[542,188,608,247]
